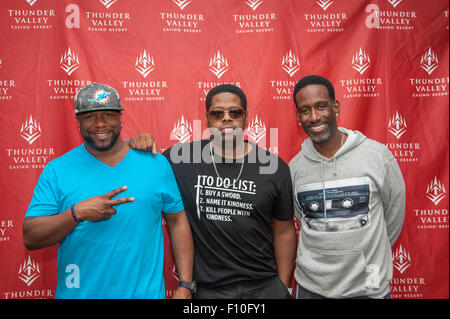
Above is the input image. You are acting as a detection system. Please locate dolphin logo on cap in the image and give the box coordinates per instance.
[88,90,111,104]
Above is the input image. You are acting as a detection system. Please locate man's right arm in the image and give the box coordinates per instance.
[23,210,79,250]
[23,186,135,250]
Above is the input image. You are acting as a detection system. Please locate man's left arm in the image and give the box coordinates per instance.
[381,155,406,246]
[164,210,194,299]
[273,218,297,287]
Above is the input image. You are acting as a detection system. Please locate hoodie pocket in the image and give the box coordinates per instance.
[297,247,368,298]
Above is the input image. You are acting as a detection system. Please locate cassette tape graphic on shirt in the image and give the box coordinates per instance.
[295,177,371,232]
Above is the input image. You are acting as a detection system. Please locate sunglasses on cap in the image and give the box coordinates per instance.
[207,108,246,121]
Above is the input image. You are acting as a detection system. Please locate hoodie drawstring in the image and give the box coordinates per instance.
[321,159,328,224]
[333,157,337,176]
[322,158,337,226]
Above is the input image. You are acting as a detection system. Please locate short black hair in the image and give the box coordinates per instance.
[205,84,247,110]
[293,75,335,109]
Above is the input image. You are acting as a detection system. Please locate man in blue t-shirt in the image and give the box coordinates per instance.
[23,83,194,299]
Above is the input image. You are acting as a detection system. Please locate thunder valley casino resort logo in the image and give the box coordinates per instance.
[121,50,168,103]
[269,51,299,101]
[173,0,191,10]
[393,244,411,274]
[386,112,421,163]
[420,48,439,75]
[365,0,417,31]
[282,50,301,78]
[99,0,118,9]
[3,257,54,299]
[0,60,16,100]
[209,51,230,79]
[352,48,371,76]
[46,47,92,101]
[18,256,40,287]
[170,116,193,143]
[303,0,347,33]
[160,0,205,33]
[426,177,447,206]
[387,112,407,139]
[196,52,242,102]
[233,0,277,34]
[245,115,278,154]
[411,177,448,231]
[391,245,427,299]
[387,0,402,8]
[7,0,56,30]
[20,115,41,145]
[246,115,266,144]
[82,0,131,33]
[409,47,449,98]
[245,0,264,11]
[135,50,156,78]
[316,0,333,11]
[60,47,80,76]
[339,49,383,99]
[0,219,13,243]
[6,116,55,170]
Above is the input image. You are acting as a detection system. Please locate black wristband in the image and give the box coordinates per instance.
[178,281,197,294]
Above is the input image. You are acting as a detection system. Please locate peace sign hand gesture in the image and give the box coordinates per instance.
[73,186,135,221]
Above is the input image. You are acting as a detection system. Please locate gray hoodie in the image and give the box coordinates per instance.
[289,128,405,298]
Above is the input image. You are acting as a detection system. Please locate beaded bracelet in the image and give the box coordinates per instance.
[71,205,81,223]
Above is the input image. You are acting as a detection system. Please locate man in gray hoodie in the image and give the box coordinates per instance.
[290,75,406,299]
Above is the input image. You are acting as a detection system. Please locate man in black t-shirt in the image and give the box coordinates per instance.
[130,84,297,299]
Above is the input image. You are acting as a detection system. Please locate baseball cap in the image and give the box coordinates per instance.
[74,82,123,115]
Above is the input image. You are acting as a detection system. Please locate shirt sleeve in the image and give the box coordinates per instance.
[381,152,406,246]
[160,155,185,214]
[272,159,294,221]
[26,163,62,217]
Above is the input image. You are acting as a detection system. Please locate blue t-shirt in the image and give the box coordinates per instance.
[26,145,184,299]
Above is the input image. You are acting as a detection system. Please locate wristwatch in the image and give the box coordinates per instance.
[178,281,197,294]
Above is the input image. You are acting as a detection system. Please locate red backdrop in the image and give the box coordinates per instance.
[0,0,448,299]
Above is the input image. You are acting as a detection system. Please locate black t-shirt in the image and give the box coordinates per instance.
[163,140,293,287]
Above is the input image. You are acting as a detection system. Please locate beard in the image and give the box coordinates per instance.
[303,117,338,145]
[82,130,121,151]
[305,126,332,144]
